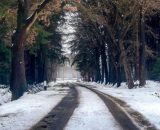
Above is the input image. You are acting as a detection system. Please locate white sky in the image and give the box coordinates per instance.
[57,12,79,55]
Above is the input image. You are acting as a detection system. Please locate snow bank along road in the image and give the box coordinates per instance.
[31,83,158,130]
[0,84,68,130]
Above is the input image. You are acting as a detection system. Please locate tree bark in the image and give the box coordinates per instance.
[119,41,134,89]
[116,65,121,87]
[47,61,57,82]
[108,42,116,84]
[101,42,108,84]
[101,52,104,83]
[10,29,27,100]
[95,48,101,82]
[135,18,140,81]
[139,9,146,86]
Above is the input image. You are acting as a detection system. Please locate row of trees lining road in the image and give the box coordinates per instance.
[0,0,70,100]
[0,0,159,99]
[11,0,65,100]
[71,0,160,88]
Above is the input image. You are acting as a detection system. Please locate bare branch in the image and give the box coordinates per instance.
[25,0,52,31]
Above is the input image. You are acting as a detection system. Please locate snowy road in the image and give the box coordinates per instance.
[64,86,122,130]
[31,84,123,130]
[31,83,144,130]
[31,85,78,130]
[0,83,158,130]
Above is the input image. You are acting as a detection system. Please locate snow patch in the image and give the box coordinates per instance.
[0,88,11,105]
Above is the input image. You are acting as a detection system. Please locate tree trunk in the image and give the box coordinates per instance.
[101,43,108,84]
[119,41,134,89]
[135,20,140,81]
[139,12,146,86]
[116,65,121,87]
[108,42,116,84]
[10,29,27,100]
[10,0,52,100]
[101,53,105,83]
[95,48,101,82]
[47,61,57,82]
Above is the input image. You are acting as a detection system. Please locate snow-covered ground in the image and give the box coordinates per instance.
[0,82,61,106]
[0,85,68,130]
[0,88,11,105]
[83,80,160,129]
[1,80,159,130]
[64,87,122,130]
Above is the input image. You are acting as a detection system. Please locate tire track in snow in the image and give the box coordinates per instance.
[78,84,158,130]
[64,86,122,130]
[30,85,78,130]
